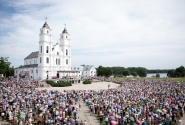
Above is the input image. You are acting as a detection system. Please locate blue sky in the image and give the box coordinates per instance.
[0,0,185,69]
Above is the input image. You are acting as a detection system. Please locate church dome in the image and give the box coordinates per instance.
[42,22,50,29]
[62,28,68,34]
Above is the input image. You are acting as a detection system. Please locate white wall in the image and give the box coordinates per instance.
[24,58,38,65]
[14,67,39,79]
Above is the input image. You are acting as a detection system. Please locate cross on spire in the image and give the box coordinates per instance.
[65,24,66,28]
[45,17,48,22]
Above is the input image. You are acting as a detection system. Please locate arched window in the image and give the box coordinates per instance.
[58,59,60,65]
[46,57,49,63]
[66,49,68,56]
[40,46,42,53]
[40,57,42,63]
[46,46,49,53]
[57,52,59,55]
[66,35,67,38]
[56,58,57,65]
[66,59,68,65]
[36,69,38,73]
[47,30,49,34]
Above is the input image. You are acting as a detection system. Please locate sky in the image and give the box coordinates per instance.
[0,0,185,69]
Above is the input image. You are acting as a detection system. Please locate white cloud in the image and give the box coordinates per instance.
[0,0,185,69]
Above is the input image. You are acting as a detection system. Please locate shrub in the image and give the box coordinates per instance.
[46,80,72,87]
[83,80,91,84]
[156,73,160,78]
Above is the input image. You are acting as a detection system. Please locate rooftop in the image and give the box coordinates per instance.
[24,51,39,60]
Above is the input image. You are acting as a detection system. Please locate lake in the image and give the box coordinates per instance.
[146,73,167,78]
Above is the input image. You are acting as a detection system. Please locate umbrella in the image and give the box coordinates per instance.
[130,116,135,122]
[115,115,119,119]
[110,121,117,125]
[136,119,142,125]
[61,97,66,101]
[162,109,167,113]
[116,105,121,109]
[87,101,91,105]
[157,109,162,113]
[68,105,72,111]
[153,114,158,118]
[112,109,115,112]
[109,116,115,121]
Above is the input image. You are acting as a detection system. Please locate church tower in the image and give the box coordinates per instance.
[59,25,71,70]
[38,21,53,79]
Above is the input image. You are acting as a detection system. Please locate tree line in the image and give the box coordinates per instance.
[0,57,14,77]
[167,66,185,77]
[97,65,185,78]
[97,66,147,77]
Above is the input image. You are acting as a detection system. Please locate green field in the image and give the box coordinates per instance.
[118,77,185,82]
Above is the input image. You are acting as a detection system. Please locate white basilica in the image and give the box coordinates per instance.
[14,22,80,80]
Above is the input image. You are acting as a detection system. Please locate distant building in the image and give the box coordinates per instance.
[71,65,97,78]
[81,65,96,77]
[14,21,80,80]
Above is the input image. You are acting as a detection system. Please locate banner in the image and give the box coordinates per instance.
[19,71,30,79]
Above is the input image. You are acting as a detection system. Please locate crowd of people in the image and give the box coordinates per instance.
[0,78,85,125]
[84,79,185,125]
[0,77,185,125]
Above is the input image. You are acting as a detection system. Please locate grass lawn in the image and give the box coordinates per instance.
[118,77,185,82]
[170,77,185,82]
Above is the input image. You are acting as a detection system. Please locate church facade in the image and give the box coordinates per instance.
[14,22,80,80]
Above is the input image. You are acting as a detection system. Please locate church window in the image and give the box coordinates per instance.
[58,59,60,65]
[41,30,43,33]
[40,57,42,63]
[31,70,33,73]
[46,57,49,63]
[40,46,42,53]
[34,60,36,64]
[47,30,49,34]
[46,46,49,53]
[66,49,68,56]
[66,59,68,65]
[36,69,38,73]
[56,58,57,65]
[66,35,67,38]
[57,52,59,55]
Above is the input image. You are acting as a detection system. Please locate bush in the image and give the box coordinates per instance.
[46,80,72,87]
[156,73,160,78]
[83,80,91,84]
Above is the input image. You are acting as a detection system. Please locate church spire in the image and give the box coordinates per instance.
[42,17,50,29]
[62,24,68,34]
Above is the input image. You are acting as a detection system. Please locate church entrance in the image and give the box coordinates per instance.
[57,73,59,78]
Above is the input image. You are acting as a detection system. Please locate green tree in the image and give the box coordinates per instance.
[137,67,147,77]
[97,66,104,76]
[122,70,130,77]
[5,67,14,77]
[156,73,160,78]
[167,69,175,77]
[105,67,112,77]
[0,57,11,76]
[175,66,185,77]
[131,72,137,77]
[97,66,112,77]
[111,67,125,75]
